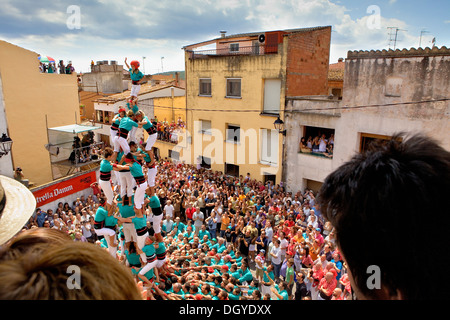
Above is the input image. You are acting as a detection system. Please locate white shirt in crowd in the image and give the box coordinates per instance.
[279,238,288,255]
[270,246,282,265]
[164,204,174,220]
[265,226,273,243]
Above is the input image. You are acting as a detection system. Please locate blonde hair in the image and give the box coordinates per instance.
[135,110,145,118]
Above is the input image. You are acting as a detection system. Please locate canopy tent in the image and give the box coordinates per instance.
[48,124,102,134]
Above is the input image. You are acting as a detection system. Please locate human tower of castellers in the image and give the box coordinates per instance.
[93,58,165,286]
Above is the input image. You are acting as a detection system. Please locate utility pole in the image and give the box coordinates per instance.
[161,57,164,74]
[142,56,146,75]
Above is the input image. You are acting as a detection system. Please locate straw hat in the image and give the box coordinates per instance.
[0,175,37,245]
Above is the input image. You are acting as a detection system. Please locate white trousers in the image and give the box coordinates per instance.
[110,129,118,147]
[137,232,148,263]
[156,258,166,269]
[145,133,158,150]
[134,181,148,209]
[118,171,134,198]
[139,259,158,276]
[131,84,141,97]
[129,126,138,143]
[104,231,118,258]
[123,222,138,243]
[94,227,115,237]
[149,212,163,234]
[113,135,130,154]
[98,179,114,205]
[147,167,157,187]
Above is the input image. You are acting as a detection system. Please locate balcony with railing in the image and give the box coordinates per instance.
[187,44,279,59]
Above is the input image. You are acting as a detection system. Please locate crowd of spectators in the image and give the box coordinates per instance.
[39,60,75,74]
[300,133,334,158]
[156,117,185,144]
[23,154,351,301]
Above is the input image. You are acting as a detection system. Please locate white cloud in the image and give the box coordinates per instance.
[35,9,68,25]
[2,0,431,72]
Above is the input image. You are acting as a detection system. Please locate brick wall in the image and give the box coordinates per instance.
[285,27,331,96]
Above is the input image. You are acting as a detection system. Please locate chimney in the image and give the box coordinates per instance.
[175,72,179,87]
[338,57,344,63]
[220,31,227,38]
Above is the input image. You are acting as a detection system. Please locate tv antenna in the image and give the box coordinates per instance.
[387,27,407,50]
[419,29,430,48]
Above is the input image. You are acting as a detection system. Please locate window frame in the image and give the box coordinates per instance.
[199,78,212,97]
[229,43,240,53]
[199,119,212,135]
[262,78,281,115]
[226,78,241,98]
[260,128,278,166]
[226,124,241,144]
[225,162,239,177]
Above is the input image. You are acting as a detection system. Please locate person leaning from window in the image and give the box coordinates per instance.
[299,137,312,153]
[318,132,450,300]
[13,167,25,181]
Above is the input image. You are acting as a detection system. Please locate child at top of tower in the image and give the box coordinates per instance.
[124,57,145,106]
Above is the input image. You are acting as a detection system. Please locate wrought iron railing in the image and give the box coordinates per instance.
[187,45,279,59]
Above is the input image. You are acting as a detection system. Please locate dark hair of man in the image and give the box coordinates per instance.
[318,133,450,300]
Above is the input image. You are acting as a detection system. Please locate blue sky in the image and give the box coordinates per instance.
[1,0,448,73]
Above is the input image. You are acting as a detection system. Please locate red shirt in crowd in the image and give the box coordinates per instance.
[186,207,195,220]
[319,277,337,297]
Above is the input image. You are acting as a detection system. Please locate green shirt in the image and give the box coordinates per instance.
[198,230,210,240]
[94,206,108,222]
[142,116,154,131]
[129,162,144,178]
[149,195,161,209]
[126,102,139,114]
[278,290,289,300]
[174,222,186,233]
[142,243,155,257]
[125,250,141,266]
[117,195,135,218]
[132,216,147,229]
[129,68,144,82]
[228,292,241,300]
[238,268,253,283]
[155,241,166,255]
[119,116,138,131]
[100,159,113,172]
[263,267,275,283]
[285,266,295,284]
[133,266,153,281]
[105,215,118,228]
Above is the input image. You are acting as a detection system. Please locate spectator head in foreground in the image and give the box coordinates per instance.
[318,133,450,300]
[0,228,143,300]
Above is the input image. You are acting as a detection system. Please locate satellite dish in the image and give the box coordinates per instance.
[258,34,266,43]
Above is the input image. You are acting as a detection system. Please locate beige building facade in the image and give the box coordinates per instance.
[0,40,81,186]
[182,27,332,184]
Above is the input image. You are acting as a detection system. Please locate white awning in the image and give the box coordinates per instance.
[48,124,102,134]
